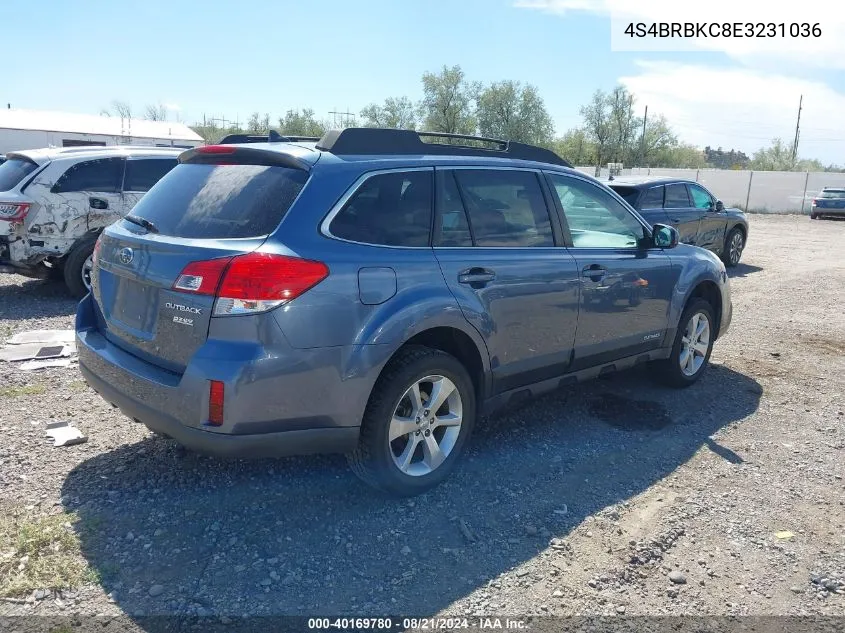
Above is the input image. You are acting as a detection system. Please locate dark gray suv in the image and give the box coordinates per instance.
[76,129,732,496]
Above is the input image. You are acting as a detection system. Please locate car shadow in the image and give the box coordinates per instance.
[62,364,761,625]
[727,263,763,278]
[0,276,77,320]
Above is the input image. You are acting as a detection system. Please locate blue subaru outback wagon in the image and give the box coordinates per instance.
[76,128,732,496]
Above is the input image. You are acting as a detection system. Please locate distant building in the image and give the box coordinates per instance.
[0,108,203,154]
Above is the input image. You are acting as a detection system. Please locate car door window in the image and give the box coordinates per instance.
[123,158,178,193]
[434,171,473,247]
[452,169,553,247]
[51,158,124,193]
[664,184,692,208]
[548,174,646,249]
[641,186,664,208]
[329,170,433,247]
[688,183,714,210]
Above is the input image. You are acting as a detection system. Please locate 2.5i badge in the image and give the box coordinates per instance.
[173,316,194,326]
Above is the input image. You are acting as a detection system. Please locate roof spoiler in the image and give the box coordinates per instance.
[315,128,571,167]
[218,131,322,145]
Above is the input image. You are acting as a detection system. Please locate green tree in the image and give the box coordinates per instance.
[654,143,706,168]
[750,138,795,171]
[640,114,677,165]
[360,97,417,129]
[552,128,596,165]
[607,86,639,164]
[419,65,478,135]
[579,90,613,170]
[278,109,327,137]
[247,112,271,134]
[475,81,555,145]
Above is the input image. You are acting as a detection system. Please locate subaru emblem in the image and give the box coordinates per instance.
[118,247,134,265]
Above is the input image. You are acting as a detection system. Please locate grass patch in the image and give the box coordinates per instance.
[0,384,46,398]
[68,380,90,393]
[0,510,93,598]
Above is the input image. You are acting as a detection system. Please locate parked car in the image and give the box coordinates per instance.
[76,128,732,496]
[0,155,6,166]
[0,146,181,296]
[810,187,845,220]
[606,178,748,267]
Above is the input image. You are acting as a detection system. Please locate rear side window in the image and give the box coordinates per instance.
[641,186,664,208]
[453,169,553,247]
[329,171,433,247]
[664,184,691,208]
[434,171,473,247]
[610,186,640,208]
[127,164,309,239]
[52,157,124,193]
[123,158,178,192]
[0,158,38,191]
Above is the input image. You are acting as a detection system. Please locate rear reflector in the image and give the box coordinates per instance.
[208,380,225,426]
[173,252,329,316]
[0,202,32,222]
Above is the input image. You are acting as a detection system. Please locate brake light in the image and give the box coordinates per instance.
[172,252,329,316]
[92,235,103,267]
[197,145,237,154]
[812,198,818,206]
[0,202,32,222]
[173,257,233,295]
[208,380,224,426]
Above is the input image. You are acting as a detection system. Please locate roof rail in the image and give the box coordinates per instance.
[218,130,322,145]
[315,128,571,167]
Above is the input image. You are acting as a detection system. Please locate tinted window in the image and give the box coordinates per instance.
[641,186,664,208]
[688,183,714,209]
[0,158,38,191]
[127,164,309,239]
[549,174,646,249]
[664,184,691,208]
[453,170,553,247]
[819,189,845,199]
[329,171,432,247]
[435,171,473,247]
[52,158,124,193]
[609,185,639,207]
[124,158,178,192]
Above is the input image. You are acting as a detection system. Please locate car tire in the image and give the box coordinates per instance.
[722,227,744,267]
[810,213,818,220]
[347,345,476,497]
[651,298,716,388]
[63,234,98,299]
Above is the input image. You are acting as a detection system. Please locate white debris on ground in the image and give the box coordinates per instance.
[44,420,88,447]
[0,329,78,370]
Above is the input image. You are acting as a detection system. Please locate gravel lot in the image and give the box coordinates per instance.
[1,214,843,629]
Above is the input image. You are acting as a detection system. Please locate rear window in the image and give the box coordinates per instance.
[126,164,309,239]
[819,189,845,199]
[0,158,38,191]
[609,186,640,207]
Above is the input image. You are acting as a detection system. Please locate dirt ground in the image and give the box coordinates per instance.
[0,214,843,630]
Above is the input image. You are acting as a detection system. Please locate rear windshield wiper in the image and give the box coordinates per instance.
[124,214,159,233]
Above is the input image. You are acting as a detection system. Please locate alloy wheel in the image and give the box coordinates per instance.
[679,312,711,377]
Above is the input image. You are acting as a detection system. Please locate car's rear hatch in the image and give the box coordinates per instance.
[92,145,317,374]
[815,189,845,209]
[0,154,42,235]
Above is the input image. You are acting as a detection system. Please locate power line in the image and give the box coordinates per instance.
[791,95,803,163]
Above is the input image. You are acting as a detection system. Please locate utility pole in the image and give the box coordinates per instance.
[791,95,802,165]
[639,105,648,168]
[329,108,356,128]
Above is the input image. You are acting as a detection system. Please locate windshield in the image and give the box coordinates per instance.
[609,185,640,207]
[819,189,845,199]
[0,158,38,192]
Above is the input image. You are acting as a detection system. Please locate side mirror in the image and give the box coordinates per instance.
[715,200,725,212]
[652,223,679,249]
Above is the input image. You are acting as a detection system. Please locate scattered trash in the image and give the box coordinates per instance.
[44,421,87,447]
[775,530,795,540]
[0,342,75,362]
[8,329,75,346]
[553,505,569,516]
[19,358,78,372]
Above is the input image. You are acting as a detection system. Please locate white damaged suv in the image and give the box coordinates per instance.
[0,146,181,297]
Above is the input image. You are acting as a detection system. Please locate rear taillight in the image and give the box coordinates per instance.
[197,145,237,155]
[0,202,32,222]
[91,235,103,267]
[173,252,329,316]
[812,198,818,206]
[208,380,225,426]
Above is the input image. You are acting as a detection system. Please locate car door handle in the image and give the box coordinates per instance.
[458,267,496,285]
[89,197,109,210]
[581,264,607,282]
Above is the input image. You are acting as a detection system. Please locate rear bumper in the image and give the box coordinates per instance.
[75,293,370,458]
[812,207,845,216]
[79,361,358,458]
